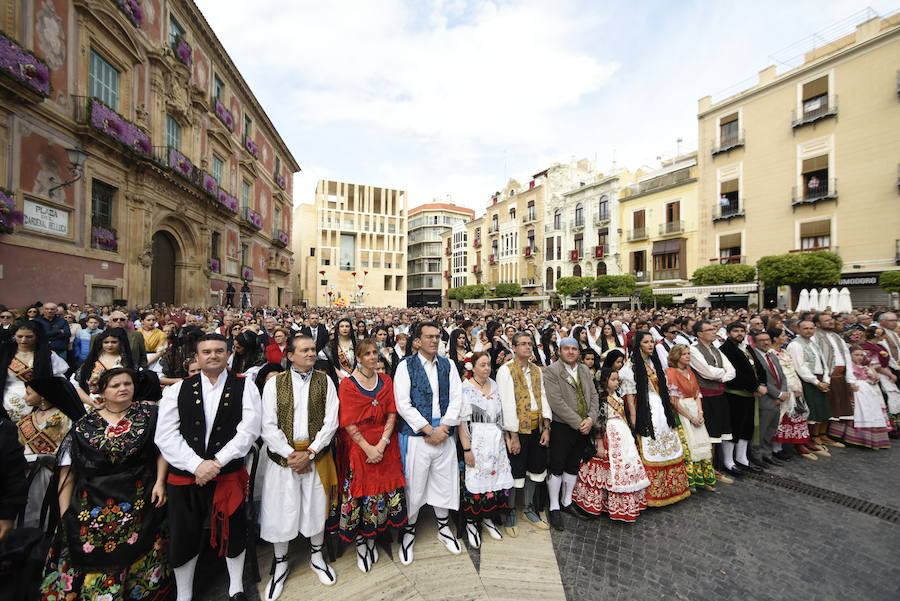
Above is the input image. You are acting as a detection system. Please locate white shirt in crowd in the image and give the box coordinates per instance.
[393,353,463,433]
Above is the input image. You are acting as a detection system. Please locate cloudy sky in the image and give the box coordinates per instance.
[195,0,895,212]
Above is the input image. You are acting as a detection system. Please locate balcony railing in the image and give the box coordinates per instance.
[659,220,684,235]
[593,212,610,226]
[243,135,259,159]
[0,32,51,99]
[712,200,745,222]
[522,213,537,224]
[572,219,585,232]
[789,245,839,254]
[634,270,649,283]
[711,130,745,156]
[654,268,681,281]
[488,224,499,234]
[520,278,541,287]
[214,97,235,131]
[792,178,837,206]
[545,220,566,232]
[792,95,838,128]
[710,255,747,265]
[273,229,288,248]
[627,228,648,241]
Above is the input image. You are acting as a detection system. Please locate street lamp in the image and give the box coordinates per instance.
[48,147,89,198]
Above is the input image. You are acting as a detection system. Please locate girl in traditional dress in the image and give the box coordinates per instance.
[327,318,357,384]
[41,367,173,600]
[599,323,622,354]
[330,339,406,573]
[458,351,512,548]
[75,328,135,407]
[486,322,509,380]
[372,326,401,377]
[863,326,900,433]
[1,320,68,422]
[665,344,716,492]
[394,333,411,360]
[16,377,81,528]
[770,328,818,460]
[535,328,558,368]
[836,345,892,449]
[572,367,649,522]
[448,328,470,377]
[619,332,690,507]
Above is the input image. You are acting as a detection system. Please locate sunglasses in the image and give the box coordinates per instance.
[0,314,13,319]
[110,317,127,322]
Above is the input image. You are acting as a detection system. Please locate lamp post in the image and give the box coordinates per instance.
[48,147,89,198]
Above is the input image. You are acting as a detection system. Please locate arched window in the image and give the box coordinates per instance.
[573,265,582,277]
[553,210,561,229]
[556,266,561,281]
[546,267,555,290]
[574,203,584,227]
[597,261,608,275]
[597,195,609,221]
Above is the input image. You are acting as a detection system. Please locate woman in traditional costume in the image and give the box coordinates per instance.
[326,318,357,384]
[74,328,136,406]
[770,328,818,459]
[40,367,173,600]
[230,330,266,381]
[572,367,648,522]
[619,332,690,507]
[863,326,900,433]
[457,351,512,548]
[330,339,406,573]
[372,326,401,377]
[836,345,892,449]
[1,320,68,422]
[665,344,716,492]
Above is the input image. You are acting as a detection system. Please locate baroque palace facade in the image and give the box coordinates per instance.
[0,0,298,309]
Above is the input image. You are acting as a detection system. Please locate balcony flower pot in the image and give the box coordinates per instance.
[201,172,218,197]
[241,266,254,281]
[244,137,259,158]
[209,257,221,273]
[214,99,235,131]
[89,99,151,156]
[168,147,194,180]
[172,35,192,68]
[0,187,24,234]
[115,0,143,27]
[275,173,286,190]
[0,32,51,97]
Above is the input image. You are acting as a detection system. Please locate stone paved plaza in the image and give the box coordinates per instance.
[196,445,899,601]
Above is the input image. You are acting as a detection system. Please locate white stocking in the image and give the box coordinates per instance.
[546,474,562,511]
[720,441,736,469]
[225,551,246,596]
[561,473,578,507]
[772,441,783,453]
[174,555,198,601]
[735,439,750,466]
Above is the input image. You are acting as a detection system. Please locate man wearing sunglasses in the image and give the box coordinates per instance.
[109,310,148,368]
[0,309,14,345]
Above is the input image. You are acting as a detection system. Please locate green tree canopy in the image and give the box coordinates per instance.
[691,264,756,285]
[494,282,523,298]
[448,284,486,300]
[592,274,637,296]
[639,286,674,307]
[880,271,900,294]
[757,251,842,286]
[556,276,594,298]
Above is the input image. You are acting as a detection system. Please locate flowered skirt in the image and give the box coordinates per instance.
[328,467,407,543]
[675,423,716,488]
[773,413,811,444]
[40,531,172,601]
[572,457,648,523]
[459,461,510,520]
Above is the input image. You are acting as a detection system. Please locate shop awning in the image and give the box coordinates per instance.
[653,283,757,295]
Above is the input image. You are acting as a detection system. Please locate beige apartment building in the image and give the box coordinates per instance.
[441,216,485,306]
[697,14,900,306]
[293,179,407,307]
[619,154,699,289]
[0,0,299,308]
[407,202,474,306]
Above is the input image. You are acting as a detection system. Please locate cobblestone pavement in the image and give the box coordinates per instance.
[551,444,900,601]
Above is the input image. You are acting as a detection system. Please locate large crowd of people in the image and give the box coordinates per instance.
[1,299,898,601]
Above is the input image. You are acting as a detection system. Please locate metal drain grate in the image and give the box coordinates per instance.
[745,472,900,524]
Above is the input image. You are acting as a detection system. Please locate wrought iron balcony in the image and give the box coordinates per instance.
[593,212,610,226]
[520,278,541,287]
[712,200,745,222]
[711,130,745,157]
[792,178,837,206]
[659,220,684,236]
[710,255,747,265]
[634,270,649,283]
[792,95,838,128]
[627,228,648,241]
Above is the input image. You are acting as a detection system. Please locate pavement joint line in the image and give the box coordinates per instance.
[743,471,900,524]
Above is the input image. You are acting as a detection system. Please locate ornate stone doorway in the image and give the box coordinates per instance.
[150,231,179,305]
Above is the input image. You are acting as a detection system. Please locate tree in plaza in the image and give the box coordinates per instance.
[448,284,486,300]
[556,276,593,300]
[494,282,523,298]
[880,271,900,294]
[592,274,637,296]
[639,286,674,307]
[757,251,842,286]
[691,263,756,285]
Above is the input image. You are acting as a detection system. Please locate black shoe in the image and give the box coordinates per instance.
[230,593,250,601]
[560,503,584,520]
[736,462,764,474]
[721,465,745,478]
[764,456,784,467]
[773,450,794,461]
[749,456,768,469]
[548,510,565,531]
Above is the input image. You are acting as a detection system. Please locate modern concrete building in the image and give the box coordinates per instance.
[618,154,699,290]
[696,13,900,307]
[407,202,474,306]
[293,179,407,307]
[0,0,299,308]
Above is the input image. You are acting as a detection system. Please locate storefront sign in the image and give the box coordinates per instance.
[23,199,69,237]
[838,275,879,286]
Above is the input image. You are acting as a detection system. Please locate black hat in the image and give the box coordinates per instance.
[134,370,162,403]
[27,377,86,422]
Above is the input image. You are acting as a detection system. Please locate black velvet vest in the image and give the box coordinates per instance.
[171,371,246,477]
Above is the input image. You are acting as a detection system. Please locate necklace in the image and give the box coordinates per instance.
[358,367,376,379]
[102,404,131,416]
[473,376,488,388]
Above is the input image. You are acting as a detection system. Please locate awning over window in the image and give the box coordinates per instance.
[654,283,757,295]
[652,239,682,255]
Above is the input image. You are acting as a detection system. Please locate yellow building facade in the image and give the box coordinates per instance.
[697,14,900,306]
[293,179,407,307]
[618,155,699,289]
[0,0,298,308]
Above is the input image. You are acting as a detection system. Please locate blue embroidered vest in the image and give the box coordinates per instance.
[400,354,452,436]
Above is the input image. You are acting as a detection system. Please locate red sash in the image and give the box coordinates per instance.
[167,467,249,556]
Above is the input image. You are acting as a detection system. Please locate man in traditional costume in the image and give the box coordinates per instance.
[259,335,339,598]
[543,336,599,530]
[393,321,463,564]
[788,321,834,454]
[813,313,856,447]
[496,331,552,535]
[156,334,262,601]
